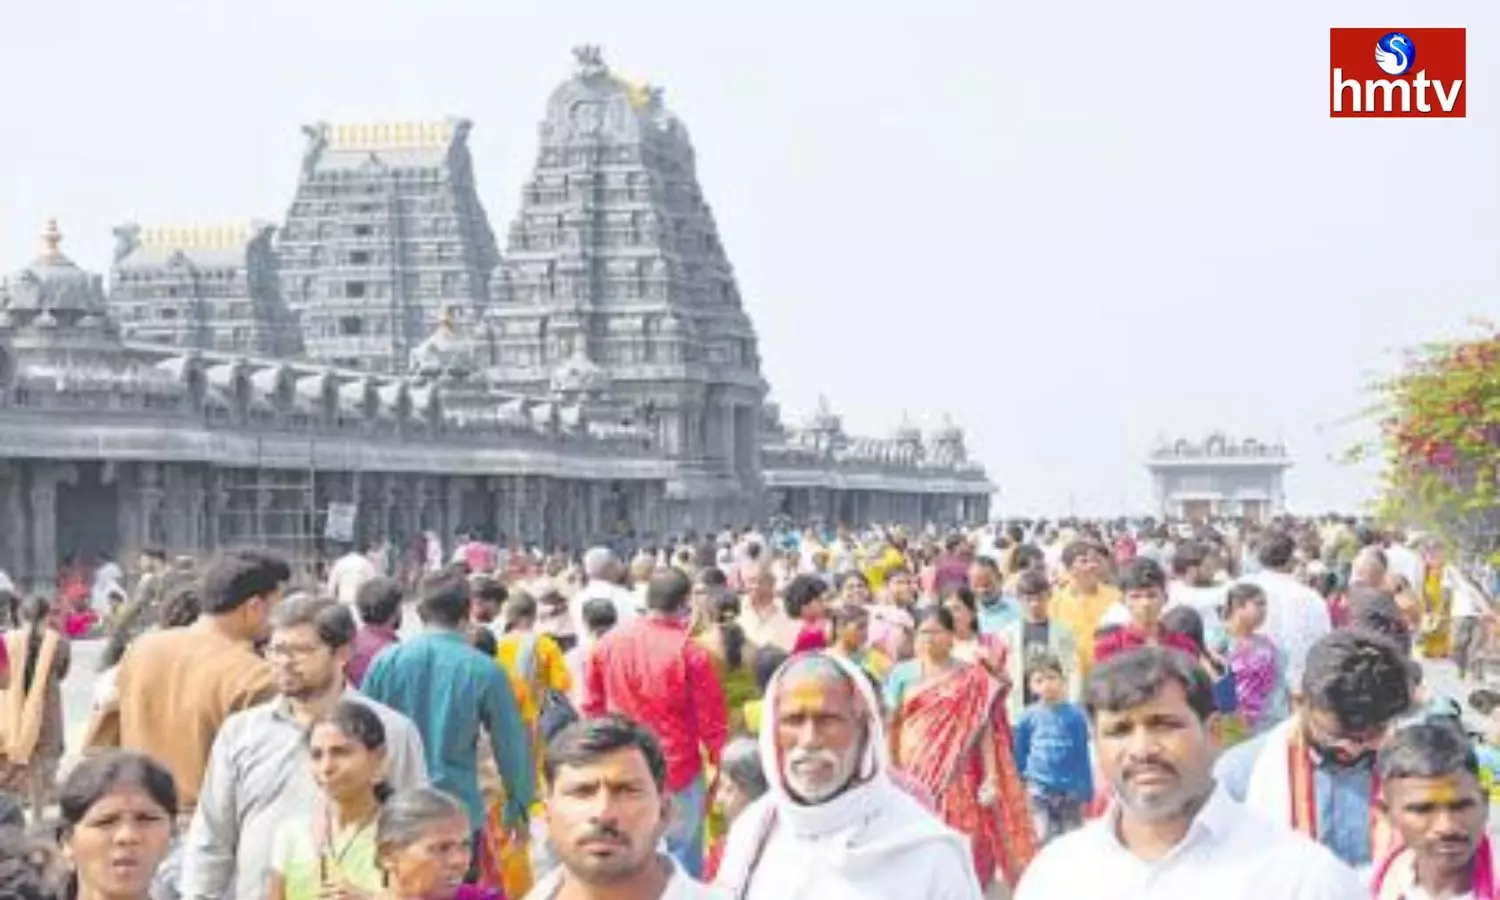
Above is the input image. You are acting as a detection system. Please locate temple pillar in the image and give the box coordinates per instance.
[28,462,78,593]
[0,463,25,581]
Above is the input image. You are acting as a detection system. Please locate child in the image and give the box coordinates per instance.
[1013,652,1093,844]
[1216,582,1281,736]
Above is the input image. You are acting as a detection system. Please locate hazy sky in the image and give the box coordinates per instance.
[1,1,1494,516]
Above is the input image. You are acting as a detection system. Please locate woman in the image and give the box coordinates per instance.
[0,595,70,819]
[58,750,176,900]
[704,737,769,880]
[883,608,1036,890]
[269,702,390,900]
[941,586,983,664]
[695,594,758,733]
[376,788,498,900]
[827,605,892,681]
[836,571,871,607]
[1418,543,1453,660]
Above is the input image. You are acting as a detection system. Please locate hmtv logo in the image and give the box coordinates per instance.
[1330,28,1466,117]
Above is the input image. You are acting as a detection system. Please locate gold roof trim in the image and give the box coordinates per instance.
[139,225,253,250]
[328,120,456,151]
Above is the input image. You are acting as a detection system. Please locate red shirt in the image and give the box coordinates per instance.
[583,616,728,791]
[346,624,399,688]
[1092,625,1201,663]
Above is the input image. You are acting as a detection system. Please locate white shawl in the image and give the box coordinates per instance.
[714,653,982,900]
[1244,717,1298,822]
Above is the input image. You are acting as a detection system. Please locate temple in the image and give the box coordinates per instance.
[1146,433,1291,522]
[0,49,992,590]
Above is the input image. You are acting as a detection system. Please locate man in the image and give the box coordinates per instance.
[470,575,507,632]
[573,546,638,639]
[180,597,426,900]
[737,565,797,652]
[1216,630,1412,870]
[969,556,1019,635]
[1015,647,1362,899]
[715,653,982,900]
[89,550,286,812]
[523,716,723,899]
[584,569,727,877]
[1239,530,1332,694]
[363,572,534,859]
[1165,539,1227,635]
[347,575,402,688]
[326,539,381,607]
[1000,570,1079,720]
[1372,721,1496,899]
[1049,540,1124,677]
[1449,562,1496,682]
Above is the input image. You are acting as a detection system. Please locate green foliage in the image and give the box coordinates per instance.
[1364,324,1500,552]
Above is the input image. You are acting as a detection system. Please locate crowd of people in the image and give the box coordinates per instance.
[0,516,1491,899]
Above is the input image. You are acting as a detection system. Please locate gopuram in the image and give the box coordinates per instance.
[0,47,992,588]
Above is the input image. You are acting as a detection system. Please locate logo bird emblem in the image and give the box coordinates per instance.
[1374,32,1415,76]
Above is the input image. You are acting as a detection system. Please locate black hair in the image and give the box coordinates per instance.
[945,585,978,617]
[1257,531,1297,570]
[1171,541,1211,577]
[1160,606,1206,655]
[1469,688,1500,716]
[835,570,869,591]
[470,627,497,657]
[1015,570,1051,597]
[0,825,59,900]
[783,575,828,619]
[1027,649,1064,679]
[1009,544,1045,575]
[502,593,538,632]
[1085,646,1217,722]
[645,569,692,615]
[415,573,470,627]
[471,577,507,608]
[1061,540,1105,568]
[580,597,618,634]
[1119,557,1168,593]
[753,645,789,695]
[198,551,290,615]
[59,751,177,834]
[697,566,728,589]
[269,595,357,650]
[355,577,403,628]
[914,605,956,632]
[308,700,394,803]
[1301,631,1412,732]
[544,714,668,794]
[1377,720,1479,783]
[1224,582,1266,613]
[19,596,50,695]
[1346,593,1413,656]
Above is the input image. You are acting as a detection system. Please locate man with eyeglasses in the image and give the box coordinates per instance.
[1215,629,1413,872]
[180,595,427,900]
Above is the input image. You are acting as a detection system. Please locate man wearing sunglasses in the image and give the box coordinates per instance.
[1216,629,1412,873]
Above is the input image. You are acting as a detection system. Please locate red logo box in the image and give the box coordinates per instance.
[1330,28,1466,118]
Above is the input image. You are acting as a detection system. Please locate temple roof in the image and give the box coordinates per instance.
[409,307,474,379]
[300,118,470,173]
[2,220,110,318]
[112,222,272,269]
[1149,431,1291,463]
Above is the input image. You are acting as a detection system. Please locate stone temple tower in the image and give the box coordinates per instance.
[277,118,500,374]
[485,46,766,528]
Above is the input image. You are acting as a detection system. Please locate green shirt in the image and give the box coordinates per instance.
[270,812,382,900]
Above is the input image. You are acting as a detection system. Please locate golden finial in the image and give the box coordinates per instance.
[40,219,63,259]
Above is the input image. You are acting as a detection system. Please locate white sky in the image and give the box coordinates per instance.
[1,0,1494,516]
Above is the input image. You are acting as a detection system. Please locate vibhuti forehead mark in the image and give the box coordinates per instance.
[783,678,827,710]
[1428,781,1462,806]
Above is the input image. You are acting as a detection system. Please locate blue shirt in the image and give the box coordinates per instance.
[976,594,1021,636]
[1014,701,1094,800]
[1214,730,1374,868]
[362,629,533,829]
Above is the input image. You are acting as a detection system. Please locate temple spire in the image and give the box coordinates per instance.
[39,219,63,260]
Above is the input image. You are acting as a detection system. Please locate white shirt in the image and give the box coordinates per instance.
[523,854,726,900]
[1015,786,1364,900]
[325,552,378,607]
[1386,543,1426,593]
[1240,569,1331,689]
[570,579,638,640]
[1447,565,1490,619]
[1167,581,1228,634]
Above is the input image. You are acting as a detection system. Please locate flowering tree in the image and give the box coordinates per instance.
[1363,323,1500,555]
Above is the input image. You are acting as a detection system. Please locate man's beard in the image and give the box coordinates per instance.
[279,670,338,701]
[783,746,858,804]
